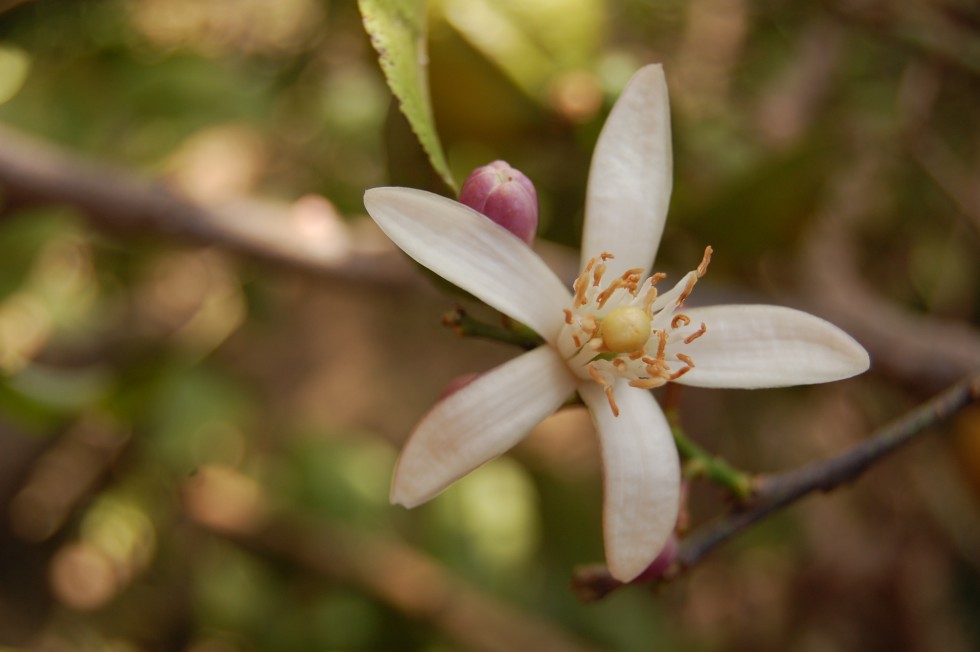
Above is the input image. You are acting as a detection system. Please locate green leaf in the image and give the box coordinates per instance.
[359,0,456,191]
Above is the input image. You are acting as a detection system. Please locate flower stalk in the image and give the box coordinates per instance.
[671,425,754,501]
[442,306,544,350]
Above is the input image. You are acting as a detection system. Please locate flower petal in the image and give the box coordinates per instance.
[581,64,673,278]
[391,346,577,508]
[674,304,870,388]
[365,187,571,343]
[579,381,680,582]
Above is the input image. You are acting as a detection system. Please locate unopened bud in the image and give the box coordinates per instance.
[631,534,679,584]
[459,160,538,244]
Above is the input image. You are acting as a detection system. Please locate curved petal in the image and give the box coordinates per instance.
[365,187,571,343]
[580,381,680,582]
[673,304,870,388]
[581,64,673,278]
[391,346,576,508]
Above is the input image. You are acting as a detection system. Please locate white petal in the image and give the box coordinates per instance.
[365,187,571,343]
[391,346,577,508]
[673,304,870,388]
[581,64,673,278]
[579,381,680,582]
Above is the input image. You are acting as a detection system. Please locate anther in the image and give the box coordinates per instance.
[669,366,692,381]
[671,314,691,329]
[684,322,707,344]
[629,378,663,389]
[573,272,590,307]
[697,246,713,277]
[592,263,606,287]
[676,353,695,367]
[676,275,698,307]
[588,364,619,417]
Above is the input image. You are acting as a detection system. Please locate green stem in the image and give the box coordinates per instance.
[442,306,543,350]
[671,425,754,501]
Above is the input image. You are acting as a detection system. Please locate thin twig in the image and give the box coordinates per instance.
[573,373,980,601]
[676,372,980,567]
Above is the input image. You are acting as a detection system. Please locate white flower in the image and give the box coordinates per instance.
[363,65,869,581]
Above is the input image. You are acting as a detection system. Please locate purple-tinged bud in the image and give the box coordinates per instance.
[458,160,538,245]
[631,534,679,584]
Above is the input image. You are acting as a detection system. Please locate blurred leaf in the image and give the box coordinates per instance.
[432,0,605,100]
[0,43,30,106]
[0,377,69,434]
[359,0,457,190]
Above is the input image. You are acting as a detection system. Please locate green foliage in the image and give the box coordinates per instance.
[0,1,978,651]
[359,0,457,190]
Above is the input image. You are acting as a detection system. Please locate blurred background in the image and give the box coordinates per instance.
[0,0,978,650]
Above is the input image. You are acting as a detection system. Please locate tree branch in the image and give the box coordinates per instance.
[799,141,980,392]
[0,123,416,286]
[573,372,980,601]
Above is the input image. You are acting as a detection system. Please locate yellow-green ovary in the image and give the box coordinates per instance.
[600,306,651,353]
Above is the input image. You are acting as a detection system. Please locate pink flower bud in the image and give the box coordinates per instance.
[458,160,538,244]
[631,534,679,583]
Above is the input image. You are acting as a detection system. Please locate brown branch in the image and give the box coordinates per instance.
[799,143,980,392]
[183,467,604,652]
[0,123,416,286]
[573,372,980,601]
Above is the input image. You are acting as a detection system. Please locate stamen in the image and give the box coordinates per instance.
[629,378,662,389]
[669,366,692,381]
[604,387,620,416]
[573,271,590,308]
[676,353,695,367]
[581,315,598,338]
[684,322,707,344]
[563,308,574,324]
[676,275,698,307]
[646,360,670,374]
[697,246,713,277]
[588,364,619,417]
[596,279,624,308]
[642,284,659,314]
[671,314,691,329]
[592,263,606,287]
[656,330,668,358]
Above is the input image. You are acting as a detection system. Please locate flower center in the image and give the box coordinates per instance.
[557,248,713,416]
[601,306,652,353]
